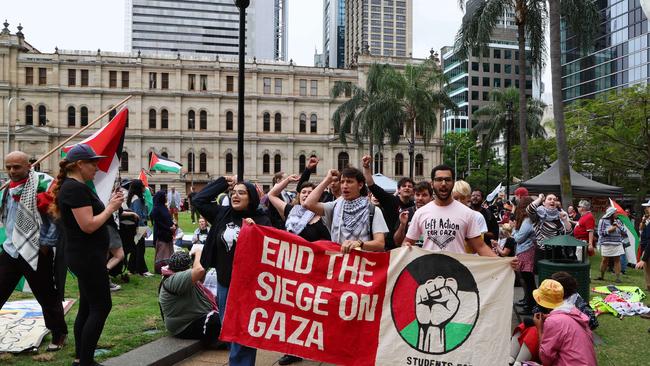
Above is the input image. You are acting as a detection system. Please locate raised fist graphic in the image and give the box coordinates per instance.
[415,276,460,353]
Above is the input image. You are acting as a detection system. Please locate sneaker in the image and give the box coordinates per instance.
[109,281,122,292]
[278,354,303,365]
[142,272,155,278]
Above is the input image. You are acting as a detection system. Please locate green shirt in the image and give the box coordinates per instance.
[158,270,213,335]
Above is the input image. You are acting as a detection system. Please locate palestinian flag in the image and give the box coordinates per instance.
[138,169,154,215]
[149,153,182,173]
[610,198,639,264]
[61,108,128,205]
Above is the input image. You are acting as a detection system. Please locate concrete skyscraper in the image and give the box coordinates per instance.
[125,0,288,61]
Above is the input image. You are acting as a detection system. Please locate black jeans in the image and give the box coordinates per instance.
[176,311,221,347]
[127,237,149,274]
[520,271,537,307]
[67,251,112,366]
[0,248,68,336]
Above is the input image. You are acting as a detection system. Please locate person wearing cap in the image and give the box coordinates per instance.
[635,199,650,290]
[158,249,221,348]
[533,279,597,366]
[596,206,625,283]
[573,200,596,260]
[0,150,68,351]
[50,143,124,366]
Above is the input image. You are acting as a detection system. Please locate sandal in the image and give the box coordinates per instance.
[47,333,66,352]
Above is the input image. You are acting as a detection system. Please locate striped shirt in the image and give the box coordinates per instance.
[526,201,573,247]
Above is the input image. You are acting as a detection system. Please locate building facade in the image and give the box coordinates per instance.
[344,0,413,67]
[562,0,649,103]
[0,26,442,196]
[125,0,288,61]
[323,0,346,68]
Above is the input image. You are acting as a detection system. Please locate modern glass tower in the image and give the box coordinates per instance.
[323,0,346,68]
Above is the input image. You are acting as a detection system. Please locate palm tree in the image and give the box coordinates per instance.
[549,0,599,207]
[455,0,547,180]
[331,63,405,161]
[472,87,547,159]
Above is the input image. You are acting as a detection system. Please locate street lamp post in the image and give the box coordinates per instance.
[505,102,513,199]
[190,118,194,189]
[235,0,249,181]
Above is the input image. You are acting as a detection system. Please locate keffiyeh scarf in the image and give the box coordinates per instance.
[340,196,370,241]
[285,205,315,235]
[12,170,43,271]
[536,205,560,222]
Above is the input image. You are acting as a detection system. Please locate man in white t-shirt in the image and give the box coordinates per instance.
[303,168,388,253]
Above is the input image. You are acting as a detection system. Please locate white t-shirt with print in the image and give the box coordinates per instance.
[322,197,389,244]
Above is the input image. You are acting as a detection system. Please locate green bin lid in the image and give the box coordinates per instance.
[540,235,587,247]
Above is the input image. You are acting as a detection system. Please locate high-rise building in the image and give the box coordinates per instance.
[562,1,648,103]
[323,0,346,68]
[344,0,413,67]
[125,0,288,61]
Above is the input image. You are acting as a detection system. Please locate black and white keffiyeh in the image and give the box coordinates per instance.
[13,170,42,271]
[285,205,315,235]
[340,196,370,240]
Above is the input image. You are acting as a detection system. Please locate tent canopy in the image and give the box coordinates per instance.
[372,173,397,194]
[518,160,623,197]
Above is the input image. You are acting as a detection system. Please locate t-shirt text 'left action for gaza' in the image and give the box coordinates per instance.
[247,235,380,351]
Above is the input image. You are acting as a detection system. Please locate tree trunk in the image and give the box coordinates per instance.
[549,0,573,209]
[517,23,530,180]
[409,117,415,180]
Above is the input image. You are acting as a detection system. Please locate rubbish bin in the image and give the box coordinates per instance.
[537,235,591,301]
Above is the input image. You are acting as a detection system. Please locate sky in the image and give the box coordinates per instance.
[2,0,550,101]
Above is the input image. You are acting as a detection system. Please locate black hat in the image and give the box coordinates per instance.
[65,143,106,162]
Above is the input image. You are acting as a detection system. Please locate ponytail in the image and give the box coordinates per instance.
[48,160,75,218]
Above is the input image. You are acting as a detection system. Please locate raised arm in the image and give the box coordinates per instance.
[361,155,395,209]
[393,211,410,246]
[303,169,338,217]
[193,176,233,223]
[297,156,319,190]
[268,174,300,221]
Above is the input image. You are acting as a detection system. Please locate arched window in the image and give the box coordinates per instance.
[149,109,156,129]
[374,152,384,174]
[310,114,317,133]
[394,153,404,176]
[225,153,233,173]
[337,152,349,171]
[200,110,207,130]
[298,155,306,172]
[299,113,306,133]
[274,113,281,132]
[161,151,168,159]
[187,152,195,172]
[67,106,76,127]
[161,109,168,129]
[274,154,282,173]
[25,105,33,125]
[199,152,207,172]
[38,105,47,126]
[188,110,195,129]
[415,154,424,176]
[120,151,129,171]
[108,108,116,121]
[399,121,405,136]
[263,154,270,174]
[263,112,270,132]
[80,106,89,126]
[226,111,234,131]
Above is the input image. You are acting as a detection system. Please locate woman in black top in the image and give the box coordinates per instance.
[50,143,124,366]
[194,176,271,366]
[150,190,175,274]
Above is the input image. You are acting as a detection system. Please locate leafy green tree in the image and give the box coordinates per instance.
[510,137,557,180]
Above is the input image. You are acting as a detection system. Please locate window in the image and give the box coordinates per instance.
[67,106,76,127]
[299,155,306,172]
[263,78,271,94]
[310,114,317,133]
[149,72,157,89]
[38,68,46,85]
[120,151,129,172]
[374,152,384,174]
[226,111,234,131]
[504,50,512,59]
[494,64,501,73]
[25,105,33,125]
[471,62,479,71]
[200,74,207,91]
[494,49,501,59]
[263,112,271,131]
[505,79,512,88]
[199,153,207,172]
[299,79,307,96]
[109,71,117,88]
[263,154,270,174]
[188,110,195,129]
[121,71,129,88]
[149,109,157,129]
[274,78,282,94]
[483,91,489,101]
[493,78,501,87]
[80,106,88,126]
[337,152,349,171]
[188,74,195,90]
[226,153,233,173]
[394,154,404,176]
[299,113,306,133]
[274,113,281,132]
[161,73,169,89]
[160,184,168,191]
[38,106,46,126]
[161,109,169,129]
[415,154,424,176]
[482,63,489,72]
[200,110,207,130]
[471,91,479,100]
[25,67,33,84]
[274,154,281,173]
[161,152,168,159]
[81,69,89,86]
[187,152,195,172]
[471,76,479,86]
[504,64,512,74]
[310,80,318,96]
[109,109,116,121]
[226,76,234,92]
[68,69,76,86]
[482,77,490,86]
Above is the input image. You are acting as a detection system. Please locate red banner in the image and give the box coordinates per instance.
[220,224,389,365]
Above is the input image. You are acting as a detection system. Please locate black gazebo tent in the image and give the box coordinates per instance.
[517,161,624,197]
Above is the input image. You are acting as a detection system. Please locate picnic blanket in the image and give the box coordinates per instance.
[590,286,650,317]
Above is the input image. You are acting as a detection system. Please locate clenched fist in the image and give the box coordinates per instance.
[415,276,460,353]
